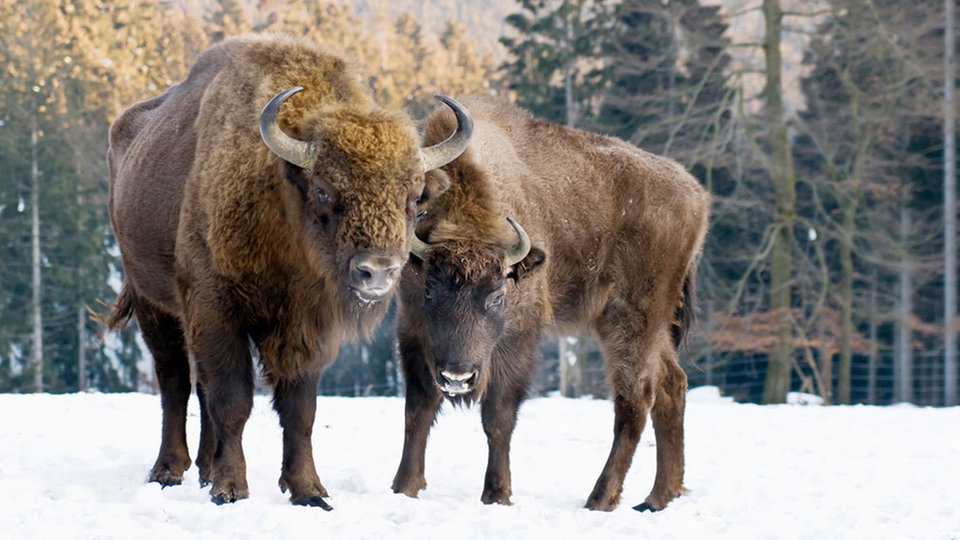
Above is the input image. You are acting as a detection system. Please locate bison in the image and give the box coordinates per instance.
[105,34,471,508]
[391,96,709,512]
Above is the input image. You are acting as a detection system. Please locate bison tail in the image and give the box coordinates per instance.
[103,283,137,330]
[670,269,697,349]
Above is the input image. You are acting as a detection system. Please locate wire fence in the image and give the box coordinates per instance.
[311,339,958,407]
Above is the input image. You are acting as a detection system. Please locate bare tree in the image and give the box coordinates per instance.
[760,0,797,404]
[943,0,957,406]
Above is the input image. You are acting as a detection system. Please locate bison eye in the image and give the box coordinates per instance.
[486,293,504,310]
[408,187,425,206]
[416,210,427,220]
[315,188,331,204]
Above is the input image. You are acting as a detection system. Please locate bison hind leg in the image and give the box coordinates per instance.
[634,486,689,512]
[640,351,687,511]
[135,299,193,489]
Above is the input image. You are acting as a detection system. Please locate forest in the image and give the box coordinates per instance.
[0,0,957,406]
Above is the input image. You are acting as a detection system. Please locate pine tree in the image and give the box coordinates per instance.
[0,0,204,392]
[207,0,252,42]
[500,0,611,126]
[371,11,431,113]
[596,0,733,169]
[435,20,495,99]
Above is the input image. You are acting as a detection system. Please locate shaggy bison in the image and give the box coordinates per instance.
[391,96,708,511]
[106,34,471,508]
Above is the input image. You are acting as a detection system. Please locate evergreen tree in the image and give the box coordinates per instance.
[596,0,734,171]
[370,11,431,113]
[434,20,496,100]
[0,0,207,392]
[500,0,611,125]
[207,0,252,42]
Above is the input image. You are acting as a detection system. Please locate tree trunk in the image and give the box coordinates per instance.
[77,304,87,392]
[559,336,584,398]
[943,0,957,406]
[562,0,578,130]
[897,203,913,403]
[761,0,796,404]
[868,272,878,404]
[31,103,43,393]
[837,198,856,404]
[557,0,585,398]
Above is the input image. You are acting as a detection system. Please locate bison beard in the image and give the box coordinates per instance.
[391,95,709,512]
[105,34,472,508]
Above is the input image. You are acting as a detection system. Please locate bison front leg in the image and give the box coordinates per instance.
[272,371,331,510]
[478,383,525,506]
[195,381,216,487]
[190,322,255,505]
[392,336,442,498]
[585,387,649,511]
[135,303,192,487]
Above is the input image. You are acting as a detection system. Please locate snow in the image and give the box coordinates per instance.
[1,386,958,539]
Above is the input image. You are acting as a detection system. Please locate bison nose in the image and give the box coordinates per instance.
[349,253,404,301]
[438,370,478,396]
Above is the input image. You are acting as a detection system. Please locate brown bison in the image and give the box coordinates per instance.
[391,96,709,512]
[105,34,471,508]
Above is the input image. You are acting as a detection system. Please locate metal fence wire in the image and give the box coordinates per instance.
[313,334,957,406]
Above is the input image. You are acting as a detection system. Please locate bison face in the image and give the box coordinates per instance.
[260,88,470,310]
[411,218,545,398]
[280,163,421,304]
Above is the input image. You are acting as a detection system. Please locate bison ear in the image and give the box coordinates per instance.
[420,170,451,208]
[508,246,546,282]
[282,162,308,199]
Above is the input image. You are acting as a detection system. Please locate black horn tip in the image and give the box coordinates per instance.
[433,94,474,138]
[505,216,531,267]
[419,95,473,172]
[259,86,304,121]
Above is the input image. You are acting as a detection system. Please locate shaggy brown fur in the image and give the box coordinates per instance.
[391,96,710,511]
[106,34,463,508]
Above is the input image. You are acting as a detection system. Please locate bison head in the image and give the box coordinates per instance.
[259,87,471,316]
[407,218,545,399]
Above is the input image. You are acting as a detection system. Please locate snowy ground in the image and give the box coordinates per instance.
[1,387,957,539]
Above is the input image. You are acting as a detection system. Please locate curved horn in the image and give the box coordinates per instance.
[504,217,531,267]
[420,94,473,172]
[409,232,430,260]
[259,86,317,169]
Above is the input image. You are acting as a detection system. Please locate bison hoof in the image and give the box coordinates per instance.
[148,468,184,488]
[480,490,512,506]
[210,486,249,505]
[391,475,427,498]
[292,495,334,511]
[633,502,660,513]
[392,487,421,498]
[199,476,212,488]
[584,496,619,512]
